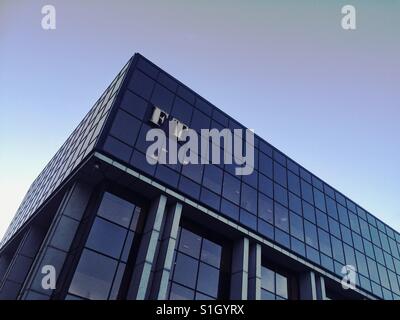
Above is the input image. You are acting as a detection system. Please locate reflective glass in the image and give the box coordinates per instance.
[97,192,135,228]
[69,249,117,300]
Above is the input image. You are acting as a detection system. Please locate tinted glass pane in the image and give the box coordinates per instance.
[304,221,318,249]
[173,253,198,289]
[179,229,202,258]
[288,171,300,196]
[196,263,220,298]
[258,193,273,223]
[69,249,117,300]
[274,162,287,187]
[326,197,338,219]
[331,236,345,263]
[275,203,289,232]
[290,212,304,241]
[302,201,316,224]
[203,165,223,194]
[301,180,313,204]
[274,183,288,207]
[288,192,302,215]
[222,173,241,205]
[86,218,127,259]
[261,266,274,292]
[169,283,194,300]
[97,192,135,228]
[201,239,222,268]
[241,184,257,214]
[318,228,332,257]
[276,273,288,299]
[259,173,273,198]
[259,154,273,178]
[313,188,326,212]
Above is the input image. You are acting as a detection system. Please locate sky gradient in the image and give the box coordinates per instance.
[0,0,399,239]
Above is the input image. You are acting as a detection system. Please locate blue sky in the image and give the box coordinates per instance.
[0,0,399,238]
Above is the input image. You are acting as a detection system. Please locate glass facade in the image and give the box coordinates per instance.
[2,53,399,300]
[97,55,400,299]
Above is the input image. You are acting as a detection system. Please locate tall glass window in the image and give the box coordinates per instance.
[68,192,142,300]
[168,226,226,300]
[260,264,291,300]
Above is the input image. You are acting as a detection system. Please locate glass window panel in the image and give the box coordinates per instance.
[240,209,257,230]
[169,283,195,300]
[258,173,273,198]
[369,226,381,247]
[97,192,135,228]
[288,171,300,196]
[337,204,350,227]
[261,289,275,300]
[366,257,380,283]
[363,239,375,259]
[258,193,273,224]
[261,266,274,292]
[69,249,118,300]
[302,201,316,224]
[258,219,274,239]
[291,237,306,256]
[343,244,357,268]
[290,212,304,241]
[331,236,345,263]
[201,239,222,268]
[179,228,202,258]
[200,188,220,211]
[316,210,329,231]
[355,251,369,277]
[173,253,199,289]
[306,245,320,264]
[241,184,257,214]
[326,197,338,220]
[373,245,385,265]
[203,165,223,194]
[377,264,390,289]
[274,162,287,187]
[222,173,241,205]
[288,192,302,215]
[304,221,318,249]
[274,183,288,207]
[313,188,326,212]
[275,229,290,249]
[379,232,391,253]
[86,218,127,259]
[274,203,289,232]
[182,163,203,184]
[220,199,239,220]
[328,217,341,239]
[359,219,371,241]
[318,228,332,257]
[348,212,361,234]
[276,273,288,299]
[340,225,353,246]
[196,263,220,298]
[301,180,313,204]
[259,154,273,178]
[352,232,364,252]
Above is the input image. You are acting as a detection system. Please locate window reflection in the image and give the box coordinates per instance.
[68,191,142,300]
[261,265,290,300]
[169,226,224,300]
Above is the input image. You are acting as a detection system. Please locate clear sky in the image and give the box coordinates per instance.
[0,0,399,239]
